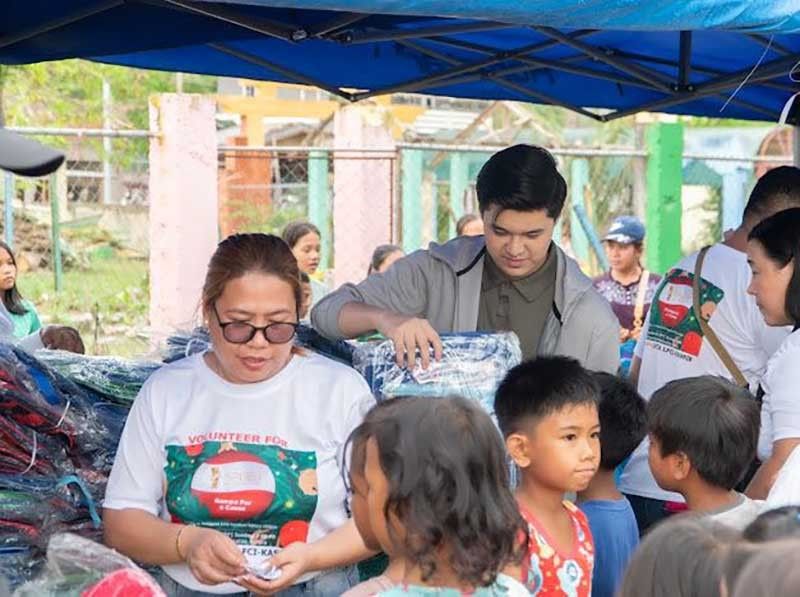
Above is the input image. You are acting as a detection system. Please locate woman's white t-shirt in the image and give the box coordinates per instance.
[104,352,375,594]
[758,329,800,461]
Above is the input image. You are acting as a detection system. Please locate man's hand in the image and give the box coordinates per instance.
[41,325,85,353]
[376,312,443,369]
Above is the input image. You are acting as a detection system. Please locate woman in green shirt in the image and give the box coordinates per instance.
[0,241,41,338]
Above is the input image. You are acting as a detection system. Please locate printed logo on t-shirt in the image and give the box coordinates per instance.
[645,268,725,358]
[164,439,318,561]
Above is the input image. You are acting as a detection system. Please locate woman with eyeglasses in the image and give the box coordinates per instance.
[103,234,376,597]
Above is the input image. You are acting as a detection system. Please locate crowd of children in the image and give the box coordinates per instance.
[332,353,800,596]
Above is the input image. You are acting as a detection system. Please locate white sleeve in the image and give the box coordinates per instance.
[336,374,376,472]
[103,380,165,515]
[767,446,800,508]
[766,347,800,444]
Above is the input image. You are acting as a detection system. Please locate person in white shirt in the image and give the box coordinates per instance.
[0,128,83,353]
[103,233,376,596]
[745,208,800,498]
[623,166,800,533]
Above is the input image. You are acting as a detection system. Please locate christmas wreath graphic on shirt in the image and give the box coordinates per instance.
[645,268,725,357]
[164,441,318,558]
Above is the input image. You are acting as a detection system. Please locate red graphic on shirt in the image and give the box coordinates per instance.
[657,275,694,327]
[278,520,310,546]
[190,451,276,521]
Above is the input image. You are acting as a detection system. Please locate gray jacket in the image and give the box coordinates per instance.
[311,235,619,373]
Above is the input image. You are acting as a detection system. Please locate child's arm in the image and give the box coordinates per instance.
[747,438,800,499]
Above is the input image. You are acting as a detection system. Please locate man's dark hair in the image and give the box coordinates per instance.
[749,207,800,325]
[648,376,760,490]
[494,356,599,437]
[476,144,567,219]
[592,372,648,470]
[742,166,800,226]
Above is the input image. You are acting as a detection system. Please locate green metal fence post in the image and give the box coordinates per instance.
[307,149,331,269]
[448,152,469,237]
[645,122,684,273]
[401,149,424,253]
[49,172,63,292]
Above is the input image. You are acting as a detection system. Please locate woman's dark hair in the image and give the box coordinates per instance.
[346,396,527,587]
[281,221,321,250]
[0,241,28,315]
[619,515,737,597]
[748,207,800,325]
[368,244,404,276]
[202,233,302,318]
[456,213,481,236]
[476,144,566,219]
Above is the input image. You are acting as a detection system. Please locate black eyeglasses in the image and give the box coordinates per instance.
[212,304,298,345]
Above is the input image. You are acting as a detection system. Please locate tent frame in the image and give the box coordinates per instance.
[10,0,799,122]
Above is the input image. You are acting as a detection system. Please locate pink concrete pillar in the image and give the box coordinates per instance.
[332,105,395,287]
[148,94,218,336]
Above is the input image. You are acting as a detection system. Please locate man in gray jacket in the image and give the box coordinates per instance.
[311,144,619,372]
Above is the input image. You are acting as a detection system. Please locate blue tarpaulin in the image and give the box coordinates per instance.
[2,1,800,122]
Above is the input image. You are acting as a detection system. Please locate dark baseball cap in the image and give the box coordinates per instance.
[0,128,64,177]
[603,215,646,244]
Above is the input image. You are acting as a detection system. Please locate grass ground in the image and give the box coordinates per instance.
[18,254,150,357]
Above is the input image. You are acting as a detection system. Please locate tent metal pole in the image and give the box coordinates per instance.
[352,40,551,100]
[610,48,797,92]
[309,13,368,38]
[345,21,514,44]
[747,34,793,56]
[491,77,603,120]
[208,43,353,101]
[534,26,675,93]
[0,0,123,50]
[794,127,800,167]
[423,37,664,91]
[679,31,692,88]
[157,0,297,41]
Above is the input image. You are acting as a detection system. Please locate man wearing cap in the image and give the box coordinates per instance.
[0,128,84,353]
[593,216,662,373]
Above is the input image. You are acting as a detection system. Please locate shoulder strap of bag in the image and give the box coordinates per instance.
[692,246,748,388]
[633,269,650,329]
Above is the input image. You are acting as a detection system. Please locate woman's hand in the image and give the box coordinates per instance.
[183,526,247,586]
[235,542,315,595]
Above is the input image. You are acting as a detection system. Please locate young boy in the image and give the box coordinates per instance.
[578,373,647,597]
[647,376,764,530]
[495,356,600,596]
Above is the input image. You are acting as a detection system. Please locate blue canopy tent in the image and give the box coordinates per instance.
[2,1,800,123]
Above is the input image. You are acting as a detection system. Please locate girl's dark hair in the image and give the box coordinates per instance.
[202,233,302,318]
[281,221,321,250]
[619,515,737,597]
[720,506,800,595]
[0,242,28,315]
[732,540,800,597]
[368,244,403,276]
[346,396,527,587]
[748,207,800,325]
[456,213,481,236]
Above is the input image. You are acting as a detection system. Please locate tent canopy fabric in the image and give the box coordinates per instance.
[2,1,800,122]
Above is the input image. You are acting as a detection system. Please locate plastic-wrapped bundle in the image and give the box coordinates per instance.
[35,351,161,405]
[0,546,40,590]
[13,533,165,596]
[162,327,211,363]
[352,332,522,416]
